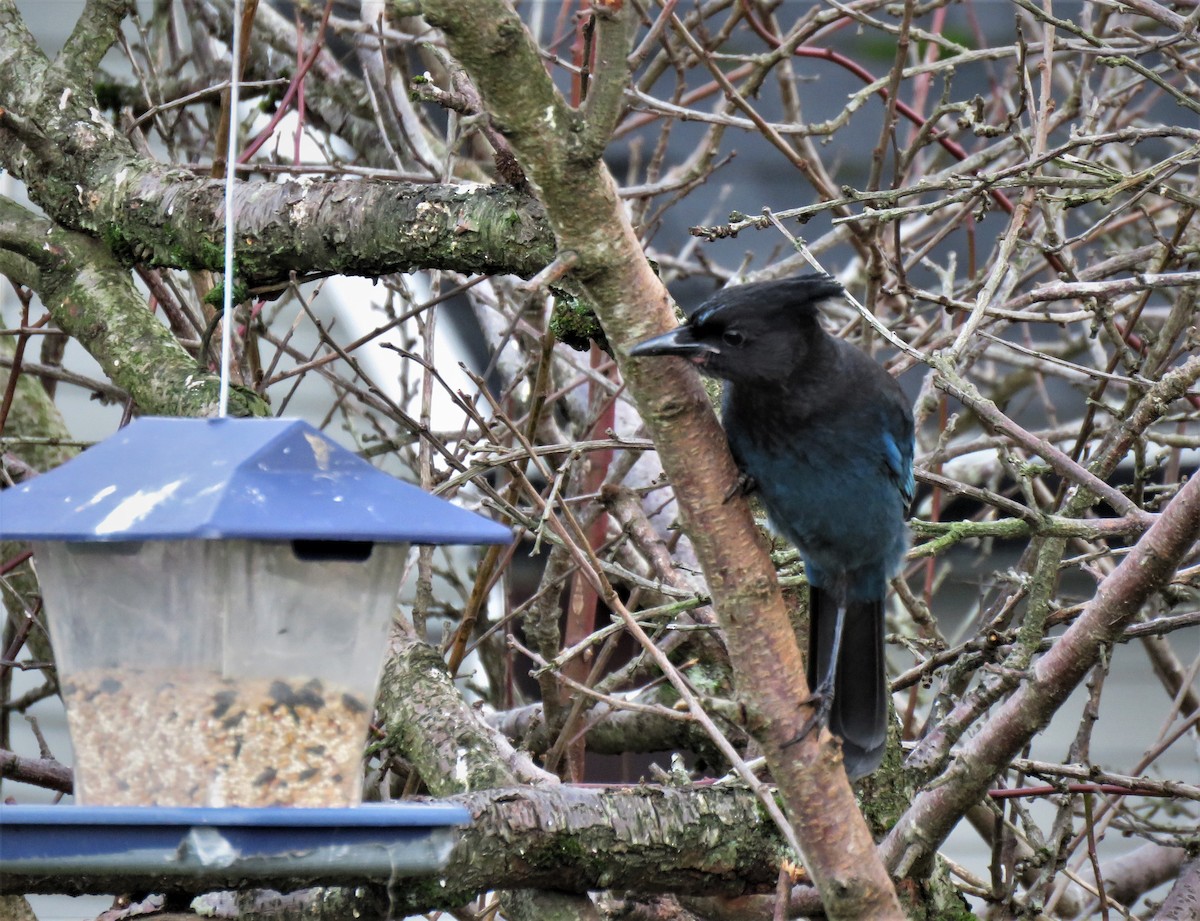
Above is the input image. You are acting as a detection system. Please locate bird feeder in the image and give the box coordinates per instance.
[0,417,510,808]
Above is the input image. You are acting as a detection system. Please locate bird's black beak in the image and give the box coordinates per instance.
[627,325,717,361]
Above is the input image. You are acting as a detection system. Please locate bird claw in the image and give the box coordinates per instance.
[724,472,757,503]
[783,679,834,748]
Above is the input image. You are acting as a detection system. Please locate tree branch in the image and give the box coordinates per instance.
[0,196,266,417]
[883,465,1200,876]
[417,1,904,917]
[0,1,554,288]
[0,748,72,794]
[378,627,556,794]
[48,0,128,88]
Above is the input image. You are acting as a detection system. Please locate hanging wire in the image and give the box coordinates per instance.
[218,0,242,418]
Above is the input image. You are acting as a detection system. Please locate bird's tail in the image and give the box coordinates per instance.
[807,586,889,779]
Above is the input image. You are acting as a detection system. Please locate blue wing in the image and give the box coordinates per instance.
[883,429,915,512]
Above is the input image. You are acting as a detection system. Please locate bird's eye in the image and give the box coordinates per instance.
[721,329,745,347]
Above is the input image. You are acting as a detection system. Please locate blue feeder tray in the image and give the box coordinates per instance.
[0,803,470,887]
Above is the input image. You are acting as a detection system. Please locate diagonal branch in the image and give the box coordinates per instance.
[47,0,128,89]
[0,0,48,110]
[0,196,266,418]
[882,465,1200,877]
[418,1,904,917]
[578,5,637,159]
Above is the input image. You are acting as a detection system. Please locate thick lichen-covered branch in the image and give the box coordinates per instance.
[377,630,555,794]
[107,173,553,288]
[0,0,554,289]
[0,197,265,417]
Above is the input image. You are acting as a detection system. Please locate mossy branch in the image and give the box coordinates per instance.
[0,196,266,418]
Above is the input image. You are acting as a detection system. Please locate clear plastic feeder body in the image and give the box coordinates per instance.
[35,539,408,807]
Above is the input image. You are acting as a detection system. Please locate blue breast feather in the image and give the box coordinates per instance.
[725,395,911,602]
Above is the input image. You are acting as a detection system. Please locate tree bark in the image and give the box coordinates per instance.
[416,2,905,918]
[0,197,265,417]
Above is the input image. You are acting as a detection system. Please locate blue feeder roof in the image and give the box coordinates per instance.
[0,417,512,544]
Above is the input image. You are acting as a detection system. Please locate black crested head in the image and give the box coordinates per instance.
[628,273,843,386]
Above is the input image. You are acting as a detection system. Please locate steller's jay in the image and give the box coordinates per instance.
[628,274,914,778]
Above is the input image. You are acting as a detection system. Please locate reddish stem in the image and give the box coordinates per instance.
[738,1,1014,215]
[0,293,31,436]
[293,7,306,165]
[239,0,333,165]
[736,0,1068,274]
[0,551,34,577]
[990,783,1175,800]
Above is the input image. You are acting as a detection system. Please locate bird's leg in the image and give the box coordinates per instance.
[785,599,847,747]
[724,471,757,503]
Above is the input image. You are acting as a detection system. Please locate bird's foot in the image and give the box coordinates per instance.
[724,472,757,503]
[783,679,834,748]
